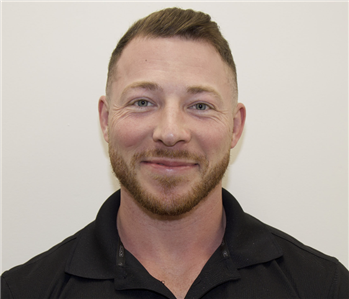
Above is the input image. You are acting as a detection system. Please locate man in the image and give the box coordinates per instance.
[2,7,348,299]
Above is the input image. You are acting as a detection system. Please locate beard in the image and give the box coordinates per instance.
[109,145,230,216]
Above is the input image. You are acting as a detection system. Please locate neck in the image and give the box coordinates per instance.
[117,185,225,260]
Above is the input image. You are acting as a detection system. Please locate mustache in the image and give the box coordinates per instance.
[131,149,207,164]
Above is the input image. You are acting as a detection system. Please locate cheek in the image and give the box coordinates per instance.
[195,125,232,159]
[109,116,153,150]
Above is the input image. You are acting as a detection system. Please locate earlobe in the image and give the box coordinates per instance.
[98,96,109,143]
[231,103,246,149]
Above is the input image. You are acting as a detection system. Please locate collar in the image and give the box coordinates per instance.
[65,191,121,279]
[65,189,283,280]
[221,188,283,268]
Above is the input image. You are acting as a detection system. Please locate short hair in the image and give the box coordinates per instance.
[106,7,237,97]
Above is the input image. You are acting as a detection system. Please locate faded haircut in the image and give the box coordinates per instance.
[106,7,237,98]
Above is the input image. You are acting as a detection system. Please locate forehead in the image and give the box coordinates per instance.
[111,37,235,101]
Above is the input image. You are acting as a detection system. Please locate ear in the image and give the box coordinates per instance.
[231,103,246,149]
[98,95,109,143]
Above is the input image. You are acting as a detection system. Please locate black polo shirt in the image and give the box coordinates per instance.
[2,189,348,298]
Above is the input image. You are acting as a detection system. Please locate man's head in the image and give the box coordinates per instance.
[105,7,237,101]
[99,8,245,217]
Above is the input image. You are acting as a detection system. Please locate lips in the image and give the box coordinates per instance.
[141,159,198,173]
[143,158,197,166]
[144,159,197,167]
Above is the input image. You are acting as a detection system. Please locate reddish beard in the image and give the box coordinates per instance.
[109,146,230,216]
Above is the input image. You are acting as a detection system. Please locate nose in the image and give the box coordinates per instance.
[152,104,191,147]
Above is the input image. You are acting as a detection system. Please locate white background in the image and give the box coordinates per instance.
[2,2,348,272]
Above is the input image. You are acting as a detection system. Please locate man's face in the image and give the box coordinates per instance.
[100,37,243,216]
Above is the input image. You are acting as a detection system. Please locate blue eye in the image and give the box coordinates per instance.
[135,99,151,107]
[194,103,208,110]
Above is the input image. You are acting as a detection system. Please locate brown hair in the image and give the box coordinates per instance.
[106,7,237,97]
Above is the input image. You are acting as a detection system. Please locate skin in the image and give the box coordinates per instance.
[99,36,246,299]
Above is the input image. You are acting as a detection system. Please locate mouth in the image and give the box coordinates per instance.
[143,159,198,167]
[141,159,199,173]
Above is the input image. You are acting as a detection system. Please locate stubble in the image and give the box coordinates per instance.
[109,146,230,216]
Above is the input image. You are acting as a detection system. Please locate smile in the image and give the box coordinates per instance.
[141,159,198,173]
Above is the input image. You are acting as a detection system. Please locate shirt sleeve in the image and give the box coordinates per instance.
[1,275,15,299]
[329,261,349,299]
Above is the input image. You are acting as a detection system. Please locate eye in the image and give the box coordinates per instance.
[134,99,153,107]
[192,103,209,110]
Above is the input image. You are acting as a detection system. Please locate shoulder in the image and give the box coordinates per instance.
[263,220,349,298]
[1,223,93,299]
[265,221,343,267]
[3,233,77,275]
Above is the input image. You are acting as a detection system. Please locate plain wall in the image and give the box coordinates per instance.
[2,2,348,272]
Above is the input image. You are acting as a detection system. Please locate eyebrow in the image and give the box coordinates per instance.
[121,81,162,99]
[120,81,222,102]
[187,85,222,102]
